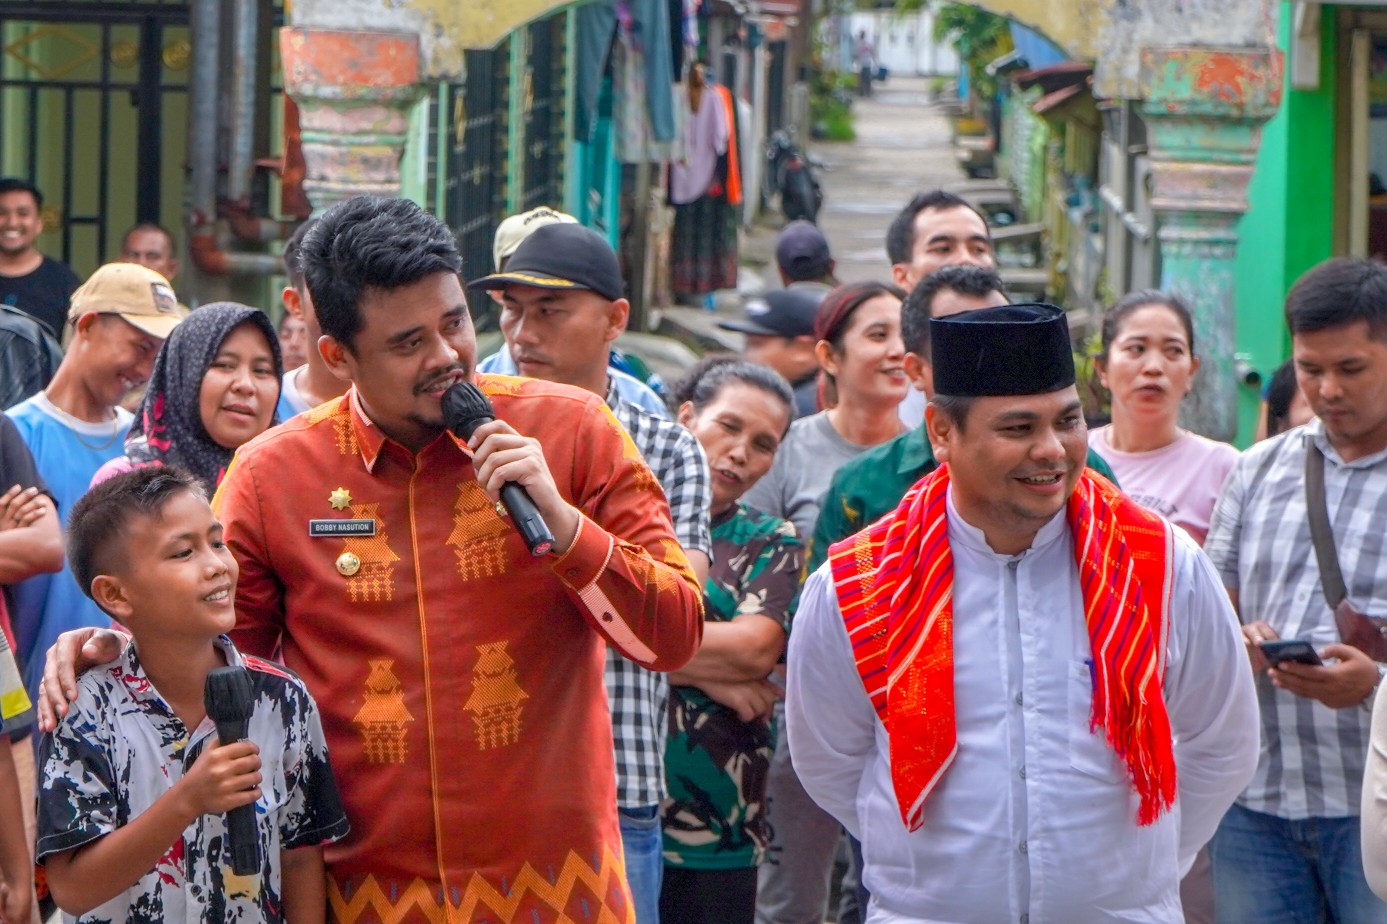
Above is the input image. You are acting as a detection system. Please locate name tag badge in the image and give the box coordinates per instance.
[309,518,377,538]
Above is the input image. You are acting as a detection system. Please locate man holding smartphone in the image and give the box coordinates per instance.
[1205,257,1387,922]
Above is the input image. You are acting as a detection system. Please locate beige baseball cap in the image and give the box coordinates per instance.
[68,262,184,339]
[492,207,578,271]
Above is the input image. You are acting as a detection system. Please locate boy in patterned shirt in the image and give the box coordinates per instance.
[36,467,348,923]
[0,628,34,924]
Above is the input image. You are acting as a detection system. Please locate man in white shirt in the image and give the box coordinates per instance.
[786,303,1259,923]
[756,193,1002,924]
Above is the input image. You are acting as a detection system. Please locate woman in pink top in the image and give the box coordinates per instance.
[1090,290,1239,547]
[1090,289,1238,924]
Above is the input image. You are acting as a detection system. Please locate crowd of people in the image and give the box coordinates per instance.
[0,170,1385,924]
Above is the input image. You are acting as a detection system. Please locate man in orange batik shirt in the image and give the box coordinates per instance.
[40,195,703,924]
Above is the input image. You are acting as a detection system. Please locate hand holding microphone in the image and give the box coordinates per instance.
[442,383,576,556]
[203,666,263,875]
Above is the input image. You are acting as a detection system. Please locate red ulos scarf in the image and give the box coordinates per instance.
[827,465,1177,831]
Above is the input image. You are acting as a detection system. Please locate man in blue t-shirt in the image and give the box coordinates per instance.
[8,262,182,699]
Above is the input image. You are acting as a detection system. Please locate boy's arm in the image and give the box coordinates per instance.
[45,785,205,915]
[42,739,261,916]
[277,683,350,854]
[280,846,326,924]
[0,738,33,924]
[271,685,347,923]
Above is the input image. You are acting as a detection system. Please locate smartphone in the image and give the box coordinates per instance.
[1258,639,1323,666]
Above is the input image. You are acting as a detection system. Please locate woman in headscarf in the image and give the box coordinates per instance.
[92,302,282,493]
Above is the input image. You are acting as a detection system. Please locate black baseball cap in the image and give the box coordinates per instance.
[718,288,823,338]
[468,222,625,302]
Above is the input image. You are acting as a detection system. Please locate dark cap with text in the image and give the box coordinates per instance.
[930,302,1075,397]
[468,222,624,302]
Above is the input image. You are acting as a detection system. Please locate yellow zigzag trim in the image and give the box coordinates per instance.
[328,846,632,924]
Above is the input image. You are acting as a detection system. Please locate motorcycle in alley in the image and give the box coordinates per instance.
[763,129,823,223]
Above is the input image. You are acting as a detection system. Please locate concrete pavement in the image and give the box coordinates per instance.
[809,77,966,285]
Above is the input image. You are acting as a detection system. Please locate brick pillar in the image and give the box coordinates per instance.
[280,29,423,207]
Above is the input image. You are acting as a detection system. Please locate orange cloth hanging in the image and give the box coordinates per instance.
[715,84,743,207]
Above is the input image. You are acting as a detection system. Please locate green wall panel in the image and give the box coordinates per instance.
[1233,2,1337,444]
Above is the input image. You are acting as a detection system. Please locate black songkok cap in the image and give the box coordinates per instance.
[930,303,1076,397]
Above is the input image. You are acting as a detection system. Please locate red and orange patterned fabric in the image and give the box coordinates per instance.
[827,466,1177,831]
[213,374,704,923]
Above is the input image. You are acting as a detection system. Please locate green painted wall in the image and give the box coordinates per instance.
[570,77,621,248]
[0,20,190,282]
[1232,1,1337,444]
[399,92,433,209]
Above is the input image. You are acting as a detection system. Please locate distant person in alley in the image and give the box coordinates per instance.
[670,62,741,305]
[775,221,837,297]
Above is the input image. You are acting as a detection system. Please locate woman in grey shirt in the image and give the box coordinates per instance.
[738,279,908,924]
[742,280,909,545]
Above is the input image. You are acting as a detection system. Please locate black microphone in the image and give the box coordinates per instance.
[442,382,556,556]
[203,666,262,876]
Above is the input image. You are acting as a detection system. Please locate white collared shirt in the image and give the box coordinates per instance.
[786,490,1258,924]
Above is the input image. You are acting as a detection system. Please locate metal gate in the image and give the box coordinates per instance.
[0,1,190,277]
[517,15,565,213]
[442,14,569,330]
[443,46,509,325]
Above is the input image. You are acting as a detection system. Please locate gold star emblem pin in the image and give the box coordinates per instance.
[329,488,352,510]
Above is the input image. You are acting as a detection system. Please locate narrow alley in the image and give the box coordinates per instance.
[803,76,968,285]
[659,75,970,349]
